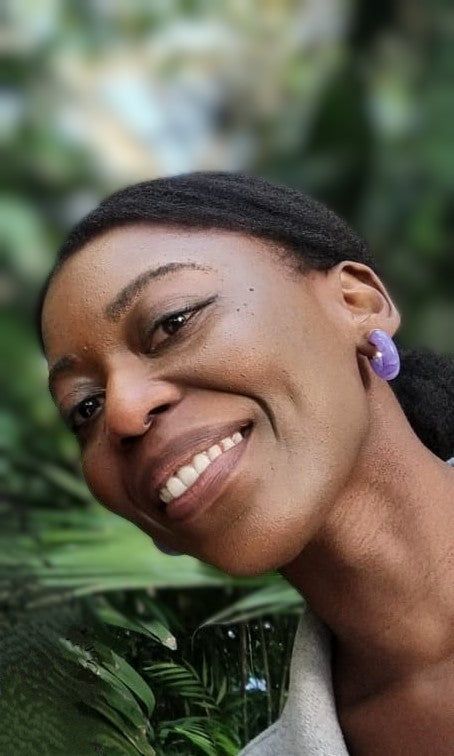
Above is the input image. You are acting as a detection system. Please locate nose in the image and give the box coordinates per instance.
[104,362,181,445]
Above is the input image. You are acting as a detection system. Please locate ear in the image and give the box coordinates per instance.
[330,261,401,351]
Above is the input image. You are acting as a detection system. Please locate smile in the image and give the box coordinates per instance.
[156,422,253,522]
[159,426,250,502]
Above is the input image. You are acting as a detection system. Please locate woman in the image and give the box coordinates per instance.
[38,172,454,754]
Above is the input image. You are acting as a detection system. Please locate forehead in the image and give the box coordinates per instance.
[45,224,291,304]
[41,224,295,356]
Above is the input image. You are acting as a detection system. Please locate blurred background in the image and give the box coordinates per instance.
[1,1,453,754]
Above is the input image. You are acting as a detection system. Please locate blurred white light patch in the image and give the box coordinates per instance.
[99,73,228,175]
[245,676,267,692]
[43,2,351,181]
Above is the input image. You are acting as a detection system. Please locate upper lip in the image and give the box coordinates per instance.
[137,420,252,503]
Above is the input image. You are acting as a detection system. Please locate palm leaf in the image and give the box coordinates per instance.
[144,661,218,709]
[159,717,240,756]
[0,605,155,755]
[58,634,156,754]
[197,582,304,628]
[1,501,279,607]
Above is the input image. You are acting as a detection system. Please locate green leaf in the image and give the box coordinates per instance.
[144,661,218,708]
[0,605,151,755]
[91,596,177,650]
[197,583,303,628]
[84,692,155,756]
[159,717,240,756]
[2,498,273,606]
[215,676,228,706]
[93,644,156,718]
[159,719,216,756]
[58,635,156,754]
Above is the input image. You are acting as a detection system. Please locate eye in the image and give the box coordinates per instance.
[68,395,103,432]
[148,306,200,352]
[161,312,191,336]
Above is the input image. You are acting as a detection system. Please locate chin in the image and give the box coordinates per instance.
[199,540,303,578]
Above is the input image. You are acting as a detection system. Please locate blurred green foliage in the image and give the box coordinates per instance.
[1,0,453,752]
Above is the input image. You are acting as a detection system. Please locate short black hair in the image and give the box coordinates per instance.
[37,171,454,460]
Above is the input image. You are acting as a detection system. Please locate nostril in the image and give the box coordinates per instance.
[144,403,171,427]
[120,405,171,448]
[151,404,171,415]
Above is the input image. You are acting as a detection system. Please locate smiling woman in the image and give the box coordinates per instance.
[37,172,454,754]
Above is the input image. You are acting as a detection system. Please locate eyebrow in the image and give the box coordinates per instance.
[48,262,211,393]
[48,354,78,395]
[105,262,211,322]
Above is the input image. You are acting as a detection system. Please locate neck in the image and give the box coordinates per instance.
[280,386,454,702]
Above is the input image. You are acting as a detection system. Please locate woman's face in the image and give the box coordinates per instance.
[42,225,372,575]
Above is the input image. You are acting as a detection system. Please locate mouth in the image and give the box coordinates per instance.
[154,421,253,523]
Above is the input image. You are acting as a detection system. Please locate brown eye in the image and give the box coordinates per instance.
[149,310,195,351]
[162,313,190,335]
[147,296,217,353]
[78,398,99,419]
[69,395,103,431]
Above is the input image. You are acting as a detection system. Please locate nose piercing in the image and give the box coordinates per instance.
[367,329,400,380]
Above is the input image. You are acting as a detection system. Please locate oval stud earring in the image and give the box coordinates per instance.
[367,329,400,381]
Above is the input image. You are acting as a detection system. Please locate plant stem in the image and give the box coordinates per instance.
[240,623,249,744]
[258,619,273,726]
[278,615,296,716]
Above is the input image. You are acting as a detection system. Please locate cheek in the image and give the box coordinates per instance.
[199,331,370,575]
[189,305,291,400]
[279,318,370,505]
[81,446,128,517]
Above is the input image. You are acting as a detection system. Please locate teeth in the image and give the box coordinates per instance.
[166,477,188,498]
[192,452,211,473]
[177,465,199,487]
[159,487,173,504]
[207,444,222,461]
[158,427,249,504]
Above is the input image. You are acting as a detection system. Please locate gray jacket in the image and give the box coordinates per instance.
[240,456,454,755]
[239,605,349,756]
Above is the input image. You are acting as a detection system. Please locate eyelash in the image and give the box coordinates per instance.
[146,298,212,354]
[66,297,215,435]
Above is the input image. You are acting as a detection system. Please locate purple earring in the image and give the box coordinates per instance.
[367,329,400,380]
[152,538,182,556]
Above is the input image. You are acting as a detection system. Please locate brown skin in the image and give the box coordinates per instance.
[42,225,454,753]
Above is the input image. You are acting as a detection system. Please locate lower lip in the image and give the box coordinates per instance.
[161,430,252,523]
